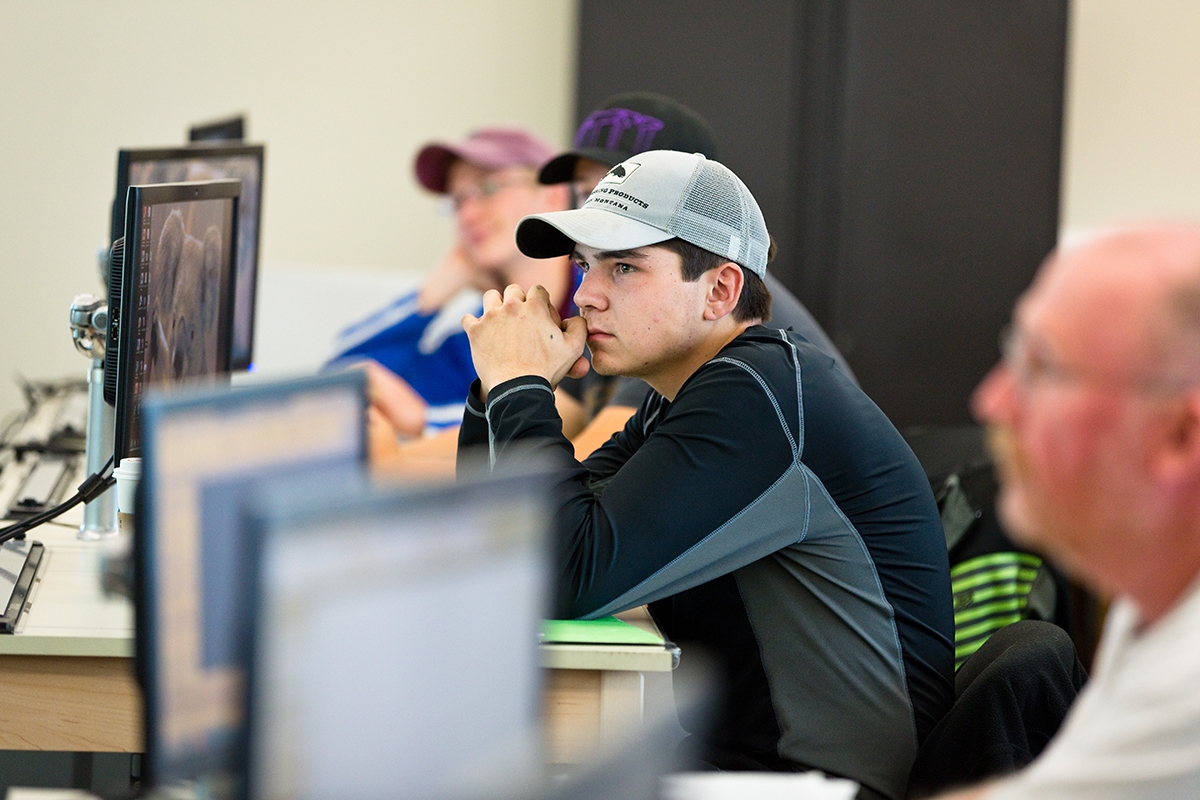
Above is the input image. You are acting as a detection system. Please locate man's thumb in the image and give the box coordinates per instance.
[563,316,588,350]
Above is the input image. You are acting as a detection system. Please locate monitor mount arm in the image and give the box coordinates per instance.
[70,293,118,539]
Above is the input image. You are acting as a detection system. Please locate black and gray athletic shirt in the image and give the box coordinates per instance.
[458,326,954,800]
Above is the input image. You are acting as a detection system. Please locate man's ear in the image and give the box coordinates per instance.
[702,263,744,321]
[1153,389,1200,485]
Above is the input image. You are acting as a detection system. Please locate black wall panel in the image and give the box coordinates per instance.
[829,3,1067,425]
[577,0,1067,427]
[576,0,804,290]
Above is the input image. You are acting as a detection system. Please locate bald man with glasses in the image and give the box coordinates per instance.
[937,224,1200,799]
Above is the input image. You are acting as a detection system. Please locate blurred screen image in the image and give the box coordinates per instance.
[128,154,260,367]
[118,190,235,459]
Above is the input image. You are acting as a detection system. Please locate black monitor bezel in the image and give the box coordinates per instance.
[110,143,265,370]
[113,180,241,465]
[135,370,369,793]
[189,116,246,143]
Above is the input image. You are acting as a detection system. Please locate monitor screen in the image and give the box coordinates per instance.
[111,144,265,370]
[136,371,368,798]
[245,474,550,800]
[111,180,239,464]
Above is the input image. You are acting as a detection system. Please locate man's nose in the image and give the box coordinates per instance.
[573,270,605,311]
[972,362,1017,425]
[455,194,486,225]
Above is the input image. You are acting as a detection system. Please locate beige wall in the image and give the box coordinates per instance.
[1061,0,1200,236]
[0,1,577,414]
[4,1,1200,415]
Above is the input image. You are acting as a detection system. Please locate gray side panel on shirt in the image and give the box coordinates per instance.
[736,466,917,800]
[581,463,813,619]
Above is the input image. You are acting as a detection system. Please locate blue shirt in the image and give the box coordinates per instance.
[327,289,482,431]
[328,266,584,433]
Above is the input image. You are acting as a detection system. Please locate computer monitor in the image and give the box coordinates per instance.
[245,473,551,800]
[190,115,246,142]
[108,180,240,465]
[136,371,368,798]
[111,143,265,370]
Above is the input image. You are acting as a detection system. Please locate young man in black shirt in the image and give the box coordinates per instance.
[459,150,953,800]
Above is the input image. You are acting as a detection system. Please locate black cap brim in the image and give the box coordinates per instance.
[516,217,578,258]
[537,147,629,185]
[538,154,580,185]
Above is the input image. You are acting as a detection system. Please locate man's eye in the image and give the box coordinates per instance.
[573,260,589,273]
[617,263,635,274]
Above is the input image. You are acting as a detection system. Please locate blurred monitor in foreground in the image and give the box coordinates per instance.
[110,143,266,370]
[109,180,240,464]
[136,371,368,798]
[190,115,246,142]
[245,473,551,800]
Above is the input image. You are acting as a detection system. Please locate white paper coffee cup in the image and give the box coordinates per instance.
[112,457,142,515]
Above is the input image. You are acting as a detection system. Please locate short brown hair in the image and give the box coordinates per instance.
[655,238,772,323]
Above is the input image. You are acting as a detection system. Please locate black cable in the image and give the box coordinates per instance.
[0,456,116,546]
[0,471,113,544]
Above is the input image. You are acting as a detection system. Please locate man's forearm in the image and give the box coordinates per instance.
[457,376,576,478]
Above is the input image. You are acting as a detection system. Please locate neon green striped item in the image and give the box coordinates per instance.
[951,551,1043,669]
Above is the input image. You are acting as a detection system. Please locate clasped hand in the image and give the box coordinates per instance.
[462,284,590,401]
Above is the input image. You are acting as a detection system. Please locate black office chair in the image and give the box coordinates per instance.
[906,620,1087,799]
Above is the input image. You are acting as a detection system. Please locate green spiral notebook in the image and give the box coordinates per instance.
[541,616,665,646]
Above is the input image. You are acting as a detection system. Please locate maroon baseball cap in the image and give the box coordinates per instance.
[414,128,557,194]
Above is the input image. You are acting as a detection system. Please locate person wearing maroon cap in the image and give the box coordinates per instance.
[326,128,572,445]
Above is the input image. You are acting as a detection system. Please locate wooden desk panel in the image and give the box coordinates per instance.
[541,607,672,764]
[0,655,141,752]
[543,667,650,765]
[544,668,602,764]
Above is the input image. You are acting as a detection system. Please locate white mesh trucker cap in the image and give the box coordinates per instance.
[515,150,770,277]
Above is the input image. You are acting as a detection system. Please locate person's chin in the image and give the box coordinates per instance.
[590,358,622,377]
[587,348,624,377]
[464,242,507,271]
[995,485,1039,544]
[989,446,1042,542]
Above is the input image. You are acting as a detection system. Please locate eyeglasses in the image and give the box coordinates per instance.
[998,324,1194,395]
[440,175,534,215]
[569,180,596,210]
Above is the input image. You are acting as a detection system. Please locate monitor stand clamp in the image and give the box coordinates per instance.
[70,293,118,540]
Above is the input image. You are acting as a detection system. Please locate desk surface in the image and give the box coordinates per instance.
[0,463,133,658]
[6,532,133,657]
[545,607,675,673]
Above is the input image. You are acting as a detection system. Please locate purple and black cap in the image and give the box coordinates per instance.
[414,127,557,194]
[538,92,719,185]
